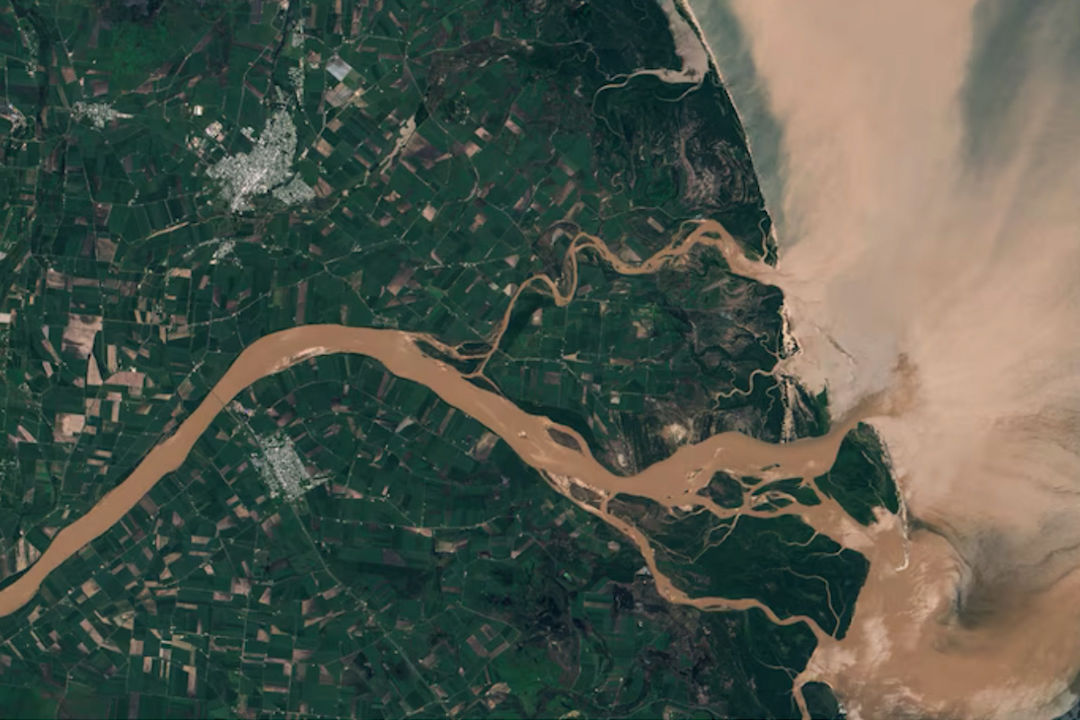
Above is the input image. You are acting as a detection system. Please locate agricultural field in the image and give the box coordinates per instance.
[0,0,893,718]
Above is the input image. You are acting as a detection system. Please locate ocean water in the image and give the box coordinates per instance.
[691,1,1080,717]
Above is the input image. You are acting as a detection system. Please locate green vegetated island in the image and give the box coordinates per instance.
[0,0,896,718]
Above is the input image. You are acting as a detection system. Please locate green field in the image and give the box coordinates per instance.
[0,0,901,717]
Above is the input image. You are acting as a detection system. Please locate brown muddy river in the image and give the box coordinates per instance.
[0,219,807,626]
[0,320,881,710]
[1,215,1072,719]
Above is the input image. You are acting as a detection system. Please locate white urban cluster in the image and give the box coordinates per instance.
[71,100,125,129]
[0,100,27,131]
[272,174,316,205]
[210,238,237,264]
[288,63,305,102]
[206,109,314,212]
[251,430,326,501]
[18,20,38,67]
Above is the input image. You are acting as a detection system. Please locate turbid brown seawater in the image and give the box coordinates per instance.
[689,0,1080,716]
[10,2,1080,713]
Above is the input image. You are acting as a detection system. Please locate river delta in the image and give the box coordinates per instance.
[2,1,1077,719]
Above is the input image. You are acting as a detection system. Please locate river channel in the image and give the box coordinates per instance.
[2,217,1067,719]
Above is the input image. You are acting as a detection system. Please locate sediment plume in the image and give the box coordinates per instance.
[692,0,1080,716]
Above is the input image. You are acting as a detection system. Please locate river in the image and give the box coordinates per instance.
[0,218,895,719]
[685,0,1080,717]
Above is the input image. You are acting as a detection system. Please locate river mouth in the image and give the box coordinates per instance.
[0,221,891,719]
[10,205,1052,718]
[688,0,1080,717]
